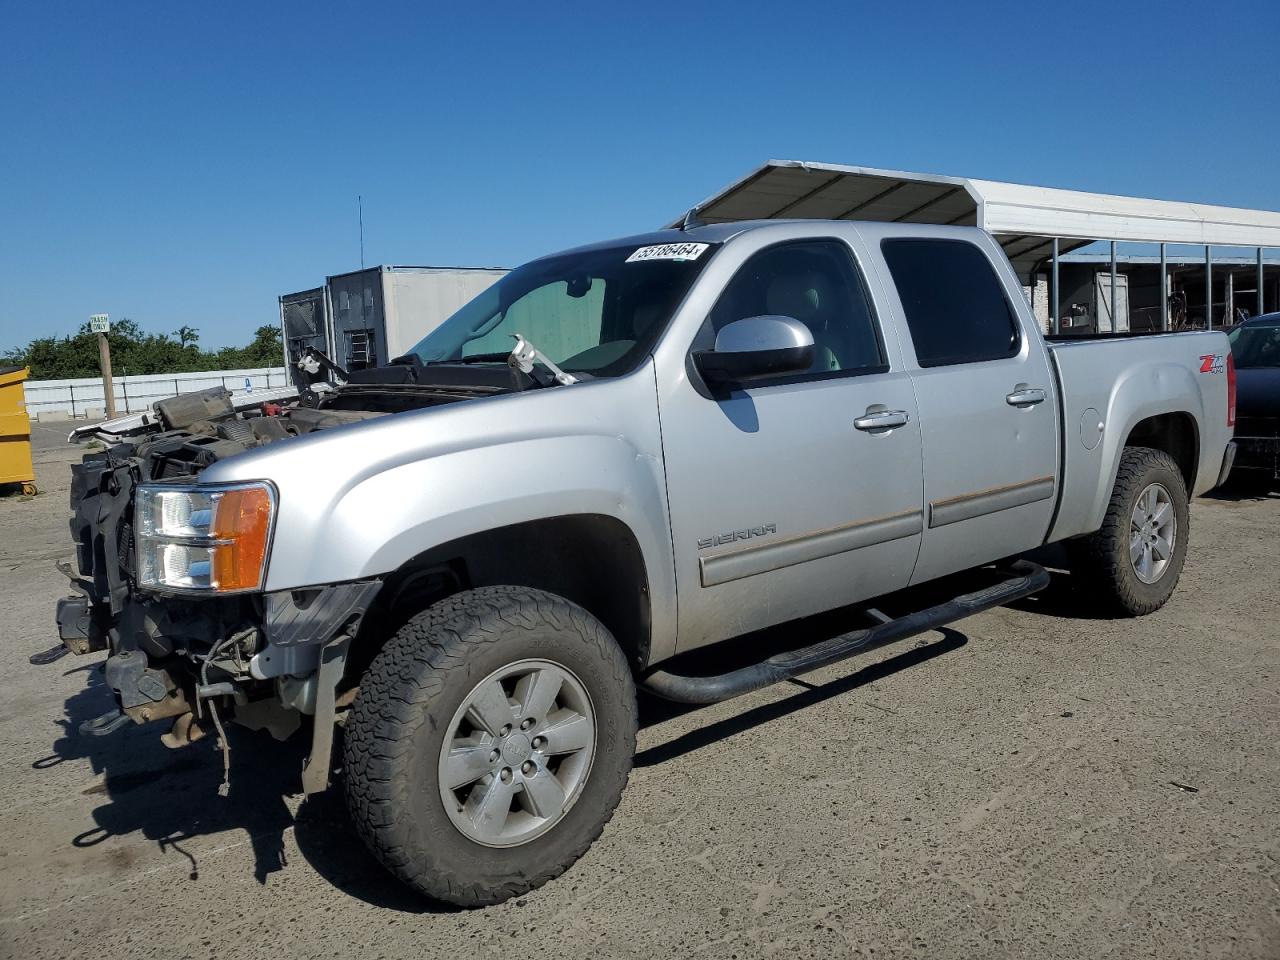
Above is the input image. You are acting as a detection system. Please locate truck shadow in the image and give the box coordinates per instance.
[292,621,975,911]
[635,626,969,768]
[38,662,303,885]
[293,737,473,916]
[1002,568,1117,621]
[292,736,459,915]
[292,619,975,911]
[34,593,980,912]
[995,544,1120,622]
[35,659,458,913]
[1202,477,1278,501]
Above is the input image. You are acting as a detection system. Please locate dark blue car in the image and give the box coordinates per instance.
[1228,312,1280,484]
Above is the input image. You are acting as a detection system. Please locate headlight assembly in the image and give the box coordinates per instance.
[135,482,276,593]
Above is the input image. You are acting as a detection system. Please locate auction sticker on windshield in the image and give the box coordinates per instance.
[626,242,709,263]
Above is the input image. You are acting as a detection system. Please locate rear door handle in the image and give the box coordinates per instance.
[853,409,910,432]
[1006,387,1047,407]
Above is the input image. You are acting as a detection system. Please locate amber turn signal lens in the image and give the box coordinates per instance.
[210,485,273,590]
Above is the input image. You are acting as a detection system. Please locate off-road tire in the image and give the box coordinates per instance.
[343,586,637,907]
[1068,446,1190,616]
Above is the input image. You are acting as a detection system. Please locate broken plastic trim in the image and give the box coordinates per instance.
[300,630,354,795]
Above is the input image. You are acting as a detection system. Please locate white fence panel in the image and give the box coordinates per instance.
[22,367,290,418]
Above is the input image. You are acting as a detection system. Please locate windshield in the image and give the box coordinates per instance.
[408,241,719,378]
[1228,321,1280,368]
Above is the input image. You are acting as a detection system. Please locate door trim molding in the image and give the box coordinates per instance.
[928,475,1055,529]
[699,509,924,587]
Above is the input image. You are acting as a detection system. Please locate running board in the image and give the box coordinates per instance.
[639,560,1050,705]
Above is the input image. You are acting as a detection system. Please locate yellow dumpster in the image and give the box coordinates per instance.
[0,366,36,496]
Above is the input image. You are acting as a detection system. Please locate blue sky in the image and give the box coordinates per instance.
[3,0,1278,350]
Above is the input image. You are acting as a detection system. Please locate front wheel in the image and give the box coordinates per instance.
[1068,447,1190,616]
[343,586,636,907]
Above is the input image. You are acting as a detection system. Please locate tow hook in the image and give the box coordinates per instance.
[160,712,209,749]
[78,710,131,737]
[29,645,70,666]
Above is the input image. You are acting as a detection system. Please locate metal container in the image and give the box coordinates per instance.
[325,266,508,370]
[0,366,35,495]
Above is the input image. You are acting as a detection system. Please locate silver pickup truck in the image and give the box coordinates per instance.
[49,220,1235,906]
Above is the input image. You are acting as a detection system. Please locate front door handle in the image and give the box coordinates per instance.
[853,409,910,432]
[1006,386,1047,408]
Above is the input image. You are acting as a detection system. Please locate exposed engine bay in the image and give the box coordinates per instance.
[55,377,486,770]
[47,337,583,792]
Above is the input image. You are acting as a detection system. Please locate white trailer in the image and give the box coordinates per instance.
[325,265,508,370]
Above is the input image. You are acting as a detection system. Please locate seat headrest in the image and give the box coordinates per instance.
[765,272,831,323]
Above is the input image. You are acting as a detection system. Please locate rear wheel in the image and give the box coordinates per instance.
[343,586,636,906]
[1068,447,1190,616]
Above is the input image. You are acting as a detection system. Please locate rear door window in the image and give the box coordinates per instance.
[880,239,1019,367]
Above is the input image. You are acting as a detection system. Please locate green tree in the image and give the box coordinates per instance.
[210,325,284,369]
[1,320,284,380]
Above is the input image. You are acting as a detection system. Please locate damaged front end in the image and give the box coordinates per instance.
[50,386,385,793]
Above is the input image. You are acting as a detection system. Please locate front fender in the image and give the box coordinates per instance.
[334,432,669,583]
[202,365,677,659]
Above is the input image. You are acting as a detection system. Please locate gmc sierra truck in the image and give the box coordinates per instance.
[48,220,1236,906]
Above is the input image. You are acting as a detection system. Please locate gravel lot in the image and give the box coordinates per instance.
[1,426,1277,960]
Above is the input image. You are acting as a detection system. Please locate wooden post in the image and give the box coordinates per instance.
[97,331,116,418]
[89,314,116,418]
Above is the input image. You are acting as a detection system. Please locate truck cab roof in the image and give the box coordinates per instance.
[542,218,986,263]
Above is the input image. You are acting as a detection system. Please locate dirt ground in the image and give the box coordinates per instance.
[1,425,1277,960]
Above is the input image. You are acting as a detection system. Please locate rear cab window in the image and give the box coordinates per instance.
[880,238,1020,367]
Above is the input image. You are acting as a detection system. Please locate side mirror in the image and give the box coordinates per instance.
[693,315,815,389]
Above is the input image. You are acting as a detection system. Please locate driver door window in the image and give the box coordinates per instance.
[707,240,885,380]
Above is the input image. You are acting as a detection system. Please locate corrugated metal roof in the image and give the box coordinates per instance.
[673,160,1280,277]
[326,264,510,281]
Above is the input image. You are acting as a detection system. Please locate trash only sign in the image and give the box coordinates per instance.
[89,314,110,333]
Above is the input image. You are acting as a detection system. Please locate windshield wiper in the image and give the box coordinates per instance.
[507,335,579,387]
[419,353,504,366]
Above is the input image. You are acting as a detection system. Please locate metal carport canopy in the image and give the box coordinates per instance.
[671,159,1280,278]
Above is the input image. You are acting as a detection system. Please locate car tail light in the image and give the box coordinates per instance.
[1226,350,1236,427]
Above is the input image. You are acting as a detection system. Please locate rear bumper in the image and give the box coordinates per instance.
[1232,435,1280,479]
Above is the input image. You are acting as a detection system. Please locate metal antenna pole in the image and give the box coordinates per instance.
[358,195,365,269]
[1050,238,1059,335]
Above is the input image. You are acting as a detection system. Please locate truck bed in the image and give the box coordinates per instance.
[1045,330,1233,543]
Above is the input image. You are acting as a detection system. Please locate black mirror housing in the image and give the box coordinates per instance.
[694,344,814,387]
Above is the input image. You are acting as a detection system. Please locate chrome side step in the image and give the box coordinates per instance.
[639,560,1049,705]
